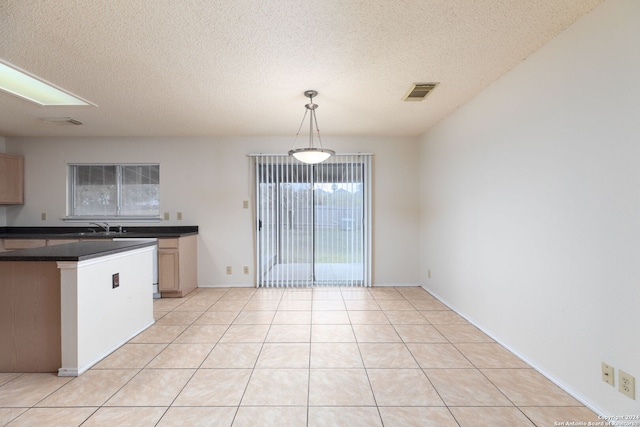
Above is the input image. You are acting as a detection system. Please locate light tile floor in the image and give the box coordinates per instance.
[0,286,602,426]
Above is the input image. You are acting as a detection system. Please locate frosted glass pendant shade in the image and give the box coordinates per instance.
[288,148,334,164]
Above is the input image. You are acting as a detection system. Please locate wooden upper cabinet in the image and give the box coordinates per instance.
[0,153,24,204]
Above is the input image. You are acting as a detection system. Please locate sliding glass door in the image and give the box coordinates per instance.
[254,155,371,287]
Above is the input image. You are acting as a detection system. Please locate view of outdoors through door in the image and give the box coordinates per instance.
[255,155,371,287]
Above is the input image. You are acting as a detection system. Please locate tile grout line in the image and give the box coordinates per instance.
[228,291,284,425]
[351,287,388,427]
[0,286,599,426]
[147,287,233,426]
[399,291,464,426]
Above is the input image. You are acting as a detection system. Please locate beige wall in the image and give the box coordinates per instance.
[0,136,6,226]
[5,135,421,286]
[419,0,639,416]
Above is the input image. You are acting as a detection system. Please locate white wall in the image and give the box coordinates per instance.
[419,0,639,415]
[5,136,421,286]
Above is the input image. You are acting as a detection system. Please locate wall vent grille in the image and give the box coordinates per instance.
[40,117,83,125]
[403,83,439,101]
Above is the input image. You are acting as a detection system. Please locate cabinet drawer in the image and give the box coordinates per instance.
[158,238,179,249]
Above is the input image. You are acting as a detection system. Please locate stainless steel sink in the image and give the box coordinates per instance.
[60,231,125,237]
[86,231,121,236]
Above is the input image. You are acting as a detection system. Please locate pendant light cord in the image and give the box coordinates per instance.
[290,109,309,151]
[290,102,324,150]
[311,108,324,149]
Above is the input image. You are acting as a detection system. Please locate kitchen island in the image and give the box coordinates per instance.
[0,226,199,298]
[0,240,156,376]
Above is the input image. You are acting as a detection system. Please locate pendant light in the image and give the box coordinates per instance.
[288,90,335,164]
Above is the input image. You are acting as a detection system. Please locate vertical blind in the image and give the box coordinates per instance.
[252,154,372,288]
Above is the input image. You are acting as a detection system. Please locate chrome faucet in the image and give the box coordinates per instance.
[89,222,110,233]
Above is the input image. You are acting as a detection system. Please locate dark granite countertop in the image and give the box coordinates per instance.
[0,240,157,262]
[0,226,198,239]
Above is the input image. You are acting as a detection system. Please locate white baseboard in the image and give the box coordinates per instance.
[58,319,155,377]
[197,283,255,288]
[420,285,607,417]
[197,283,424,288]
[373,282,423,287]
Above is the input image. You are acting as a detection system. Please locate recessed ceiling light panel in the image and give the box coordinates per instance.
[0,60,95,106]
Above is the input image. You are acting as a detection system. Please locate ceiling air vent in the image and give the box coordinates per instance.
[40,117,83,126]
[403,83,439,102]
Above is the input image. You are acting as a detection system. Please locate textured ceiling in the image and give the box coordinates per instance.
[0,0,602,138]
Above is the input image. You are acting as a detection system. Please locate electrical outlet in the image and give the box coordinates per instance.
[243,200,249,209]
[243,265,250,275]
[41,212,47,221]
[177,212,183,220]
[226,266,232,275]
[428,269,431,279]
[112,273,120,289]
[602,362,615,386]
[163,212,170,220]
[619,370,635,399]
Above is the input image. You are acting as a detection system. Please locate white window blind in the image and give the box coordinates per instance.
[68,164,160,218]
[253,154,372,287]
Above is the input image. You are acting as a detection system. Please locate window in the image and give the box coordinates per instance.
[68,164,160,219]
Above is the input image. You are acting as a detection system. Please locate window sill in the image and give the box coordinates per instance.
[63,216,162,223]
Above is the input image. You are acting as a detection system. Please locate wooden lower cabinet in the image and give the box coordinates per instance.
[158,249,179,293]
[0,261,61,372]
[47,239,80,246]
[158,235,197,298]
[2,239,80,250]
[3,239,47,250]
